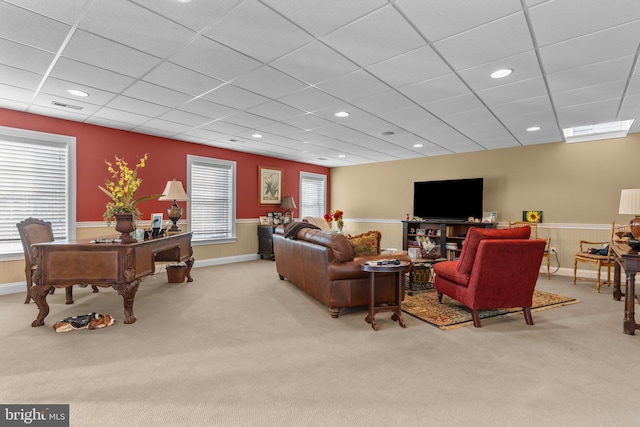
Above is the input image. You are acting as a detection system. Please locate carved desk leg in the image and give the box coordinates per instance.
[184,256,195,282]
[623,271,637,335]
[113,280,140,324]
[30,283,53,327]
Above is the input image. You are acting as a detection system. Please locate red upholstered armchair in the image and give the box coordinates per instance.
[433,226,546,328]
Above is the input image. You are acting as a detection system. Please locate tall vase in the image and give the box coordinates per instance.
[114,212,137,244]
[337,222,344,234]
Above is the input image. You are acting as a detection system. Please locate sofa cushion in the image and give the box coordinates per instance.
[457,226,531,275]
[348,231,381,256]
[298,229,354,262]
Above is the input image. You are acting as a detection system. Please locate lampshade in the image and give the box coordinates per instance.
[280,196,297,209]
[159,180,189,201]
[619,189,640,239]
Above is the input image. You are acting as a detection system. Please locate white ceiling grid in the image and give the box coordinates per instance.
[0,0,639,167]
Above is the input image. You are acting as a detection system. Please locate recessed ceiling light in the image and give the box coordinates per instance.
[338,154,346,158]
[252,133,262,138]
[527,126,541,132]
[413,143,423,148]
[67,89,89,97]
[177,0,192,3]
[490,68,513,79]
[334,111,350,118]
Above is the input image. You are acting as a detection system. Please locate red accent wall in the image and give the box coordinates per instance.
[0,108,330,221]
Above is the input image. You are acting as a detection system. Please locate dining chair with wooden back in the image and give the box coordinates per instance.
[508,221,551,279]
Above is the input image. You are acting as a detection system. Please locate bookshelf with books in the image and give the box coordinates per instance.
[402,220,496,260]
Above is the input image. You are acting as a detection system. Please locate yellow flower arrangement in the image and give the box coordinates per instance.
[99,154,160,225]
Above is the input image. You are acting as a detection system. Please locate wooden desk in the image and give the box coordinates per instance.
[611,241,640,335]
[30,232,194,327]
[361,262,411,331]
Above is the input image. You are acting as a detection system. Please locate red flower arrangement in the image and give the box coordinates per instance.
[324,209,344,230]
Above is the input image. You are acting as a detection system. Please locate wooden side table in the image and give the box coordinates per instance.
[360,261,411,331]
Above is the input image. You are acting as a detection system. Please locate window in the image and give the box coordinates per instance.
[299,172,327,218]
[0,126,75,256]
[187,155,236,242]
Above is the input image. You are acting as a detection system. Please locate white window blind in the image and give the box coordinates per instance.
[0,127,75,255]
[188,155,236,241]
[299,172,326,218]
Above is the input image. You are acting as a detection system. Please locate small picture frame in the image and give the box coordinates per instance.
[523,210,543,223]
[259,166,282,205]
[259,216,269,225]
[151,213,163,229]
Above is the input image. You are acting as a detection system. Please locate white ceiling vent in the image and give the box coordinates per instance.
[51,101,83,110]
[563,120,634,143]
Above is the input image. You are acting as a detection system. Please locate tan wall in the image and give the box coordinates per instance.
[332,134,640,274]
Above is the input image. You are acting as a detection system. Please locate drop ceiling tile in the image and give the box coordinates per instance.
[491,95,553,119]
[271,42,359,85]
[278,87,343,113]
[91,107,152,126]
[257,122,306,137]
[203,1,314,63]
[131,0,239,33]
[540,21,640,74]
[169,35,261,82]
[528,0,640,46]
[0,64,41,91]
[423,93,485,117]
[0,38,54,74]
[4,0,89,24]
[556,99,620,128]
[547,56,635,93]
[28,104,89,121]
[62,30,159,78]
[80,0,196,58]
[322,6,425,67]
[143,62,223,97]
[121,81,192,109]
[351,90,415,115]
[84,116,138,131]
[399,73,470,105]
[365,45,451,88]
[476,77,547,106]
[262,0,387,37]
[0,83,34,104]
[232,66,308,100]
[397,0,523,42]
[223,111,274,129]
[457,50,542,92]
[281,114,335,131]
[181,128,229,142]
[0,2,72,52]
[159,110,213,128]
[628,78,640,96]
[247,101,305,121]
[433,12,533,70]
[106,95,171,118]
[316,70,389,101]
[553,81,627,110]
[201,84,270,110]
[500,111,560,137]
[50,58,135,93]
[136,119,193,135]
[201,120,250,136]
[178,98,238,120]
[0,97,29,111]
[40,78,117,106]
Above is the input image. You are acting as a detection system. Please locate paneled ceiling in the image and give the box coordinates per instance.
[1,0,640,167]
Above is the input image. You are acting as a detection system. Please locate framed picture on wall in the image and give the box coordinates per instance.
[259,166,282,205]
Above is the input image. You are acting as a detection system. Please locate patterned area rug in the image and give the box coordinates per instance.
[402,289,579,330]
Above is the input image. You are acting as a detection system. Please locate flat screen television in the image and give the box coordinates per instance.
[413,178,483,221]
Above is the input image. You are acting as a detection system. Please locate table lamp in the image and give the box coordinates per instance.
[159,179,189,233]
[618,188,640,238]
[280,196,297,219]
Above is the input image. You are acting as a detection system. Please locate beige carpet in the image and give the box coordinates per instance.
[1,262,640,426]
[402,289,579,329]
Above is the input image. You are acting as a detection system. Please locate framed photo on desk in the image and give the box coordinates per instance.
[151,213,163,229]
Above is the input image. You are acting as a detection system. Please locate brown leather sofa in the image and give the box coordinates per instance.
[273,226,410,318]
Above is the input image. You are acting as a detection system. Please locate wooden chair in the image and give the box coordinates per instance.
[16,218,98,304]
[508,221,551,279]
[573,222,626,292]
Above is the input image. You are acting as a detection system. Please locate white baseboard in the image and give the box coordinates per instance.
[0,253,261,296]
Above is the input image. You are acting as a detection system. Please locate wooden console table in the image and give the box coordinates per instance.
[30,232,194,327]
[611,241,640,335]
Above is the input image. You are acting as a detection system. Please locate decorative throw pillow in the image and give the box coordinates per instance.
[348,231,382,257]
